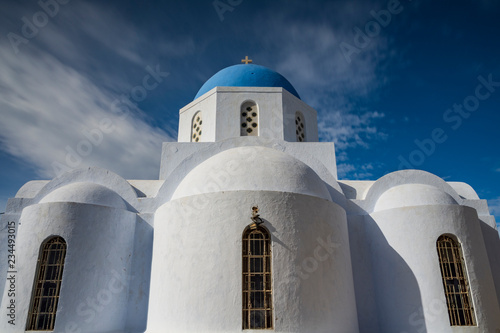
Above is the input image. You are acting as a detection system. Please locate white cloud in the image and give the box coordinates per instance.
[488,197,500,217]
[0,43,173,179]
[254,1,395,98]
[337,163,356,178]
[489,198,500,236]
[318,110,386,150]
[0,1,396,182]
[251,1,395,179]
[3,1,196,94]
[337,162,376,179]
[0,1,185,180]
[0,198,7,214]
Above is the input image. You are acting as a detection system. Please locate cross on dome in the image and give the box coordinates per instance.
[241,56,252,64]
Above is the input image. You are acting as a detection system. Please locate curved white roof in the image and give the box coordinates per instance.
[40,182,128,210]
[374,183,458,212]
[172,146,331,201]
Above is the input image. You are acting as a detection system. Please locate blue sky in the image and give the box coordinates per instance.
[0,0,499,229]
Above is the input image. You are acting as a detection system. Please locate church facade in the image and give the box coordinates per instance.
[1,62,500,333]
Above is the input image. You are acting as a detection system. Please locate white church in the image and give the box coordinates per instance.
[1,60,500,333]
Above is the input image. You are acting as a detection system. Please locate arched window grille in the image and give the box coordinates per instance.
[295,111,306,142]
[436,235,475,326]
[241,101,258,136]
[26,236,67,331]
[242,225,272,329]
[191,111,202,142]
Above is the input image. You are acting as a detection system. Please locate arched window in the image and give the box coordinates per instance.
[295,111,306,142]
[191,111,202,142]
[242,225,272,329]
[436,235,475,326]
[26,236,67,331]
[241,101,258,136]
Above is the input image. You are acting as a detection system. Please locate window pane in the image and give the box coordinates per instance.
[243,226,272,329]
[26,237,66,331]
[437,235,475,326]
[251,291,264,308]
[250,310,265,328]
[251,275,264,291]
[191,112,202,142]
[241,102,259,137]
[250,258,263,273]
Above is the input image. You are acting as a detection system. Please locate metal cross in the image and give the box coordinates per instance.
[241,56,253,64]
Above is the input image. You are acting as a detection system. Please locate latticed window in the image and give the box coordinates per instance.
[242,226,272,329]
[191,111,202,142]
[241,101,258,136]
[295,111,306,142]
[26,236,67,331]
[436,235,475,326]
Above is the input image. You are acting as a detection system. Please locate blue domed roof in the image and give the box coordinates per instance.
[194,64,300,100]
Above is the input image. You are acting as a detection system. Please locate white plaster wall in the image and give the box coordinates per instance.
[347,214,380,333]
[178,92,217,142]
[363,170,463,212]
[368,205,500,333]
[158,138,340,211]
[147,191,359,333]
[338,181,375,200]
[178,87,318,143]
[127,180,164,198]
[479,218,500,317]
[282,92,318,142]
[171,146,332,201]
[39,182,128,210]
[448,182,481,200]
[125,216,153,332]
[15,180,50,198]
[214,88,284,141]
[159,138,338,183]
[0,212,20,308]
[31,168,140,211]
[0,202,137,333]
[374,184,458,211]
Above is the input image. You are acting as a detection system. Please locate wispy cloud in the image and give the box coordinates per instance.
[318,110,386,150]
[0,44,172,179]
[11,1,195,91]
[337,161,378,179]
[487,197,500,235]
[488,197,500,217]
[0,2,182,180]
[258,1,396,96]
[252,1,396,178]
[0,0,399,182]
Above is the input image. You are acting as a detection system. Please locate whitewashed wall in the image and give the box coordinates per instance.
[147,191,359,333]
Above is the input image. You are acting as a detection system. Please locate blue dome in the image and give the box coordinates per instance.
[194,64,300,100]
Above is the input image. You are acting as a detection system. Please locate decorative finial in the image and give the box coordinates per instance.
[241,56,253,64]
[250,206,264,229]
